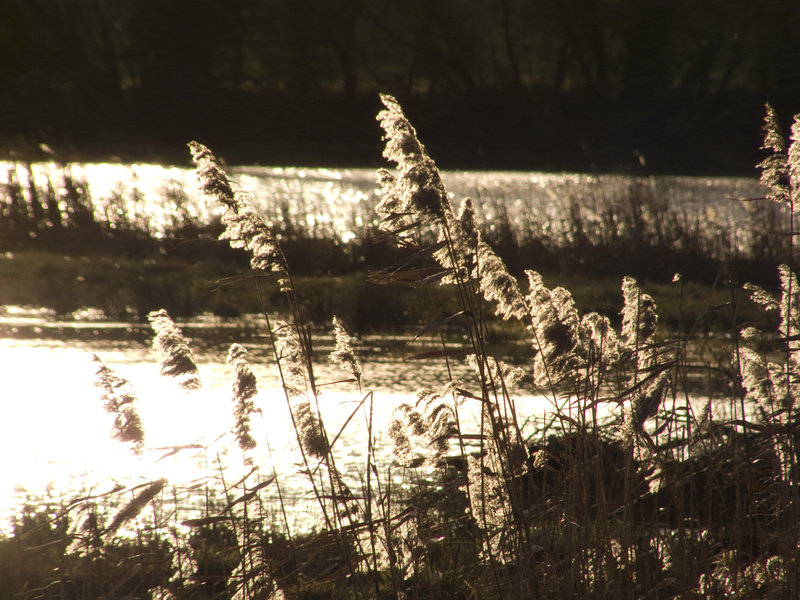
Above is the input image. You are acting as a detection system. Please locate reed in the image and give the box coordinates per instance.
[3,100,800,599]
[228,343,259,453]
[148,308,203,390]
[92,353,145,453]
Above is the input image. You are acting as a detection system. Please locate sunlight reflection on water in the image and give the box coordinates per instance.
[1,322,570,534]
[0,161,771,255]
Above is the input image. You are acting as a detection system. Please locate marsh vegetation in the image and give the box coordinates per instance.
[1,98,799,599]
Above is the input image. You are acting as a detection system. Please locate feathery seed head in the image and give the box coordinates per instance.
[744,282,779,311]
[273,320,308,399]
[188,141,236,208]
[377,94,450,221]
[402,400,427,437]
[445,197,480,279]
[388,415,412,461]
[758,104,793,207]
[416,388,457,456]
[329,316,362,383]
[466,354,527,390]
[474,243,527,320]
[190,141,290,285]
[227,343,258,451]
[738,347,778,414]
[580,312,620,365]
[93,354,145,452]
[762,104,786,154]
[632,374,669,429]
[778,264,800,344]
[147,309,202,390]
[526,271,583,384]
[621,276,658,347]
[375,168,403,217]
[458,198,479,246]
[789,115,800,197]
[291,399,329,459]
[106,478,167,536]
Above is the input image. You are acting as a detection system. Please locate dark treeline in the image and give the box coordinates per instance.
[1,0,799,173]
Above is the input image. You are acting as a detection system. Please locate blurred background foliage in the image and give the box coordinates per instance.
[1,0,799,172]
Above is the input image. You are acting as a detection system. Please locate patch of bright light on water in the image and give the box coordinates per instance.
[1,160,773,261]
[0,340,257,530]
[0,327,725,537]
[0,338,396,527]
[0,332,558,533]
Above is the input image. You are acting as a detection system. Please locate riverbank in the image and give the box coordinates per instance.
[0,249,771,336]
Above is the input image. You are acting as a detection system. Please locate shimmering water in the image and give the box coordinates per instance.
[1,161,774,256]
[1,308,570,534]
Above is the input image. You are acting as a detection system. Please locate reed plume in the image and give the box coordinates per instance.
[526,270,581,386]
[291,400,329,459]
[376,94,451,224]
[474,237,529,321]
[388,386,462,464]
[741,265,800,413]
[147,309,202,390]
[105,478,167,536]
[618,276,671,445]
[621,275,658,353]
[465,354,526,391]
[189,141,290,290]
[377,94,530,325]
[738,346,780,415]
[92,353,145,452]
[227,343,258,452]
[743,281,779,312]
[759,103,793,207]
[273,320,309,400]
[466,451,514,563]
[329,316,362,385]
[579,311,620,369]
[274,320,328,458]
[622,372,670,445]
[791,115,800,202]
[740,263,800,483]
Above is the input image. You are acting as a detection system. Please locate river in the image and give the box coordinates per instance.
[1,308,573,534]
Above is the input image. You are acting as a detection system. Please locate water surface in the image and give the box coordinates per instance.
[1,308,565,533]
[1,161,773,257]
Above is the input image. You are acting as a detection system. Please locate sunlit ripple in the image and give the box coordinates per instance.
[0,161,770,254]
[0,330,567,534]
[3,322,749,536]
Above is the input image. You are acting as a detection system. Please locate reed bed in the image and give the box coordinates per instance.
[0,147,789,287]
[2,99,800,599]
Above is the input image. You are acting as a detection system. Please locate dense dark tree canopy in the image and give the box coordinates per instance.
[1,0,798,172]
